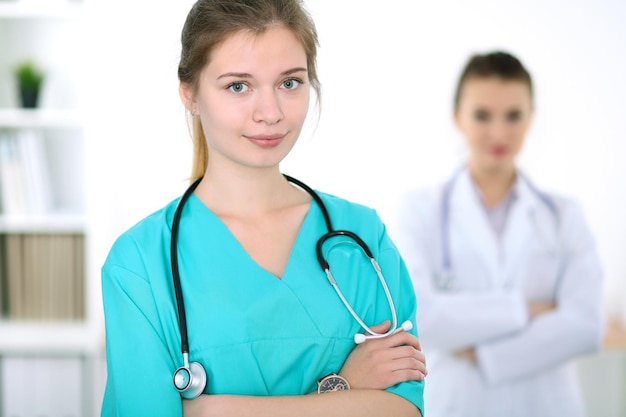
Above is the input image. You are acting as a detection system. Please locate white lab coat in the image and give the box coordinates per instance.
[393,168,604,417]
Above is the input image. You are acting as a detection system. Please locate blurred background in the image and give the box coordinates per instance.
[1,0,625,415]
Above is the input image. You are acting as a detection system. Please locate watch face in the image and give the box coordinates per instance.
[318,375,350,393]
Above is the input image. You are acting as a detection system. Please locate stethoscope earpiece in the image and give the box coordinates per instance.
[353,320,413,344]
[174,360,207,400]
[401,320,413,332]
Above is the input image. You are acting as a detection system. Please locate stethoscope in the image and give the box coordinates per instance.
[435,168,561,290]
[171,174,412,399]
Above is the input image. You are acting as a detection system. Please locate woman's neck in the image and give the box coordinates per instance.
[194,165,308,218]
[468,163,516,208]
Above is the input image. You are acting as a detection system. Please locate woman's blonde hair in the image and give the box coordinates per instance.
[178,0,321,181]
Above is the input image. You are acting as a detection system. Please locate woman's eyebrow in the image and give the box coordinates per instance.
[281,67,307,76]
[217,72,252,79]
[217,67,307,80]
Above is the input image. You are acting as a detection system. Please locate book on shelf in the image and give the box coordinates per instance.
[0,235,7,317]
[0,233,85,321]
[0,132,28,215]
[5,233,24,319]
[19,129,54,215]
[0,129,53,217]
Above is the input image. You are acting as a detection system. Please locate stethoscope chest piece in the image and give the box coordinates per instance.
[174,360,207,400]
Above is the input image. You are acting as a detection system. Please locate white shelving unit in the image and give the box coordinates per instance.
[0,2,103,416]
[0,2,82,19]
[0,108,84,128]
[0,321,100,354]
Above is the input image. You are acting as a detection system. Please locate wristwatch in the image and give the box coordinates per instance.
[317,373,350,394]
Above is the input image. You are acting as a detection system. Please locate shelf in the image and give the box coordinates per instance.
[0,213,85,233]
[0,1,82,19]
[0,3,99,414]
[0,108,84,129]
[0,321,101,355]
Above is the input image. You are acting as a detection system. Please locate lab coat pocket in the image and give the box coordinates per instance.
[523,250,561,300]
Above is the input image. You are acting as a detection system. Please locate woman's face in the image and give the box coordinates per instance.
[181,26,310,173]
[455,77,533,175]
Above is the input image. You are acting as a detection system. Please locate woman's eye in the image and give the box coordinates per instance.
[281,78,302,90]
[228,82,249,93]
[507,110,522,122]
[474,110,490,122]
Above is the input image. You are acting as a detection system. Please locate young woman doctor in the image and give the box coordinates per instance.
[100,1,425,416]
[395,51,603,417]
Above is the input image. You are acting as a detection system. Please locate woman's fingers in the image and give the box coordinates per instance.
[342,320,427,390]
[364,320,392,335]
[363,326,422,351]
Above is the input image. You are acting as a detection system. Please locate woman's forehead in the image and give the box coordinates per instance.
[206,27,307,75]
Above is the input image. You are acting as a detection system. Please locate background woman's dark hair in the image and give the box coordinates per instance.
[178,0,320,180]
[453,51,533,111]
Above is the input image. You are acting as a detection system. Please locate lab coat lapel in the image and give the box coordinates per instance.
[499,176,537,288]
[449,170,499,286]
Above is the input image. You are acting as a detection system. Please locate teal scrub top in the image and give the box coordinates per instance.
[101,190,424,416]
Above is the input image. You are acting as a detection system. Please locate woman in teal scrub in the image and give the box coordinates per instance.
[100,1,426,416]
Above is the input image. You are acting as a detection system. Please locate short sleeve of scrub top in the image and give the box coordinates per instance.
[100,190,424,416]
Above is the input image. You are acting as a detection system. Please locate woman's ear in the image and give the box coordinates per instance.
[179,82,196,114]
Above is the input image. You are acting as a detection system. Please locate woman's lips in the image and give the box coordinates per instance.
[245,134,285,148]
[491,145,508,156]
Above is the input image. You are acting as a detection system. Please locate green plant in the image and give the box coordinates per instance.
[14,60,45,108]
[15,60,44,89]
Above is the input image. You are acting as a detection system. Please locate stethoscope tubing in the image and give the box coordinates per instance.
[171,177,202,356]
[289,176,403,340]
[438,167,560,287]
[172,174,406,356]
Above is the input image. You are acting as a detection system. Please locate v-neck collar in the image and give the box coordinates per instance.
[186,193,317,281]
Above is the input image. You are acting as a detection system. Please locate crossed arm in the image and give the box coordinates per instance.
[456,301,556,362]
[183,321,426,417]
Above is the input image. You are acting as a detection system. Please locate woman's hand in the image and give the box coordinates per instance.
[339,321,427,390]
[528,301,557,319]
[455,348,476,363]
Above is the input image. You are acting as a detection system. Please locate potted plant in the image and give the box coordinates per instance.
[15,60,45,108]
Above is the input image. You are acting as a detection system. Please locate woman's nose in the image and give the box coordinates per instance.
[486,120,510,142]
[252,89,284,125]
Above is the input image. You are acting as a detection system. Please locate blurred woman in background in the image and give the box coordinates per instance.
[394,51,604,417]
